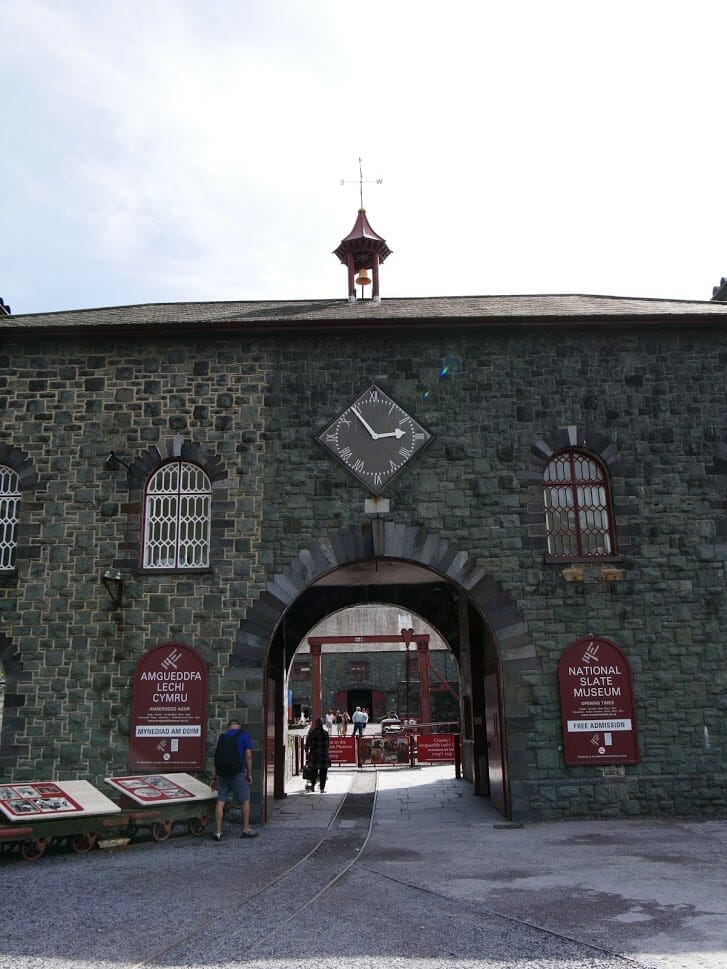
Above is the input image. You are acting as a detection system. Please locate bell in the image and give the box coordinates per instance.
[355,268,371,287]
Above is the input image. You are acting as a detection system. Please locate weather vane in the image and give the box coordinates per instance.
[340,157,383,209]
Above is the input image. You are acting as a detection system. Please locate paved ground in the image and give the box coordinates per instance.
[272,765,726,969]
[362,767,727,969]
[1,764,725,969]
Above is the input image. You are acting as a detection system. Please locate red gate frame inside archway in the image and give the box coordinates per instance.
[306,632,434,725]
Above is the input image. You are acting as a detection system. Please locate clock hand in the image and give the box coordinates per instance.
[374,428,405,439]
[351,405,380,439]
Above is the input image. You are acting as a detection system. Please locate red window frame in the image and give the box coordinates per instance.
[543,449,616,559]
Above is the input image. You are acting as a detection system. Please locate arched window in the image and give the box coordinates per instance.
[0,465,21,571]
[543,450,615,558]
[143,462,211,570]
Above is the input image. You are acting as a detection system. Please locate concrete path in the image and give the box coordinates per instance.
[268,764,726,967]
[359,765,727,969]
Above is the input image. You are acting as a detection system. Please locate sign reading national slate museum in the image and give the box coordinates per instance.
[129,642,208,771]
[558,636,639,766]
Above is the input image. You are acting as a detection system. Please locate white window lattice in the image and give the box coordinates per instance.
[0,466,20,571]
[543,451,614,558]
[143,462,211,569]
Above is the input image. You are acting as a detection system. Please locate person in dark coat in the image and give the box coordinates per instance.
[304,717,331,793]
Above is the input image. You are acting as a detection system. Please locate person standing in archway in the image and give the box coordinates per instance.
[304,717,330,793]
[352,706,366,738]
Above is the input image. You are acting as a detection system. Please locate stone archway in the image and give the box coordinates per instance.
[230,521,535,822]
[233,522,532,668]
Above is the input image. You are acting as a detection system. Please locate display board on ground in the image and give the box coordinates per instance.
[0,781,121,821]
[105,772,214,804]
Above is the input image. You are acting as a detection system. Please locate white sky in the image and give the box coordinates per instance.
[2,0,726,315]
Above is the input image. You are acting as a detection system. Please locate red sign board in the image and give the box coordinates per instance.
[417,733,455,763]
[328,736,356,764]
[558,636,639,766]
[129,642,208,770]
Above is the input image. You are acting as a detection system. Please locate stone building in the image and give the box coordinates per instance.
[1,234,727,822]
[287,604,460,725]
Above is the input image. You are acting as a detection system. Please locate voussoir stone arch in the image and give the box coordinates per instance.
[231,521,533,671]
[0,443,38,492]
[127,436,228,490]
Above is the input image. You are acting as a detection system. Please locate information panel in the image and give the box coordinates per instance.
[106,772,213,804]
[558,636,639,766]
[129,642,208,770]
[0,780,120,821]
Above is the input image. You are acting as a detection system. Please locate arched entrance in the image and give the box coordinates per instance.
[230,522,535,822]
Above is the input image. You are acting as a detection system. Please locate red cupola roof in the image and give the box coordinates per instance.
[334,209,392,268]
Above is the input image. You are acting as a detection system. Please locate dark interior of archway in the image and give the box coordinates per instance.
[269,581,462,673]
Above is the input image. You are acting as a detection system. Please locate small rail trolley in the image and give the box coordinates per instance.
[0,774,216,861]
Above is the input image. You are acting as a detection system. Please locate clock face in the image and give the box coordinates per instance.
[317,384,432,494]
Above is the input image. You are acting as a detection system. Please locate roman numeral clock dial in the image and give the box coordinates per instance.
[316,384,432,495]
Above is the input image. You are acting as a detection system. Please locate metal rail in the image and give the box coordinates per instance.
[128,771,378,967]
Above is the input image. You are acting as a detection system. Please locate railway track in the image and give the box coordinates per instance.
[129,770,378,967]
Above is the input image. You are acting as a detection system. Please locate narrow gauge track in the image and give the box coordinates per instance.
[129,770,378,967]
[2,768,653,969]
[129,769,640,969]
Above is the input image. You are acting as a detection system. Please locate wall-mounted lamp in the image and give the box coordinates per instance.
[102,569,123,608]
[105,451,131,472]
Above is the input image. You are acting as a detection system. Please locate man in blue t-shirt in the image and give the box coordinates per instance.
[211,719,258,841]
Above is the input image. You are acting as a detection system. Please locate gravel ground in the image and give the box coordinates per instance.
[0,840,641,969]
[1,769,724,969]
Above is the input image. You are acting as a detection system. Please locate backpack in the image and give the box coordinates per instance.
[214,731,243,777]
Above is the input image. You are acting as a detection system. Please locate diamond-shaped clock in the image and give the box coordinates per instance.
[316,384,432,495]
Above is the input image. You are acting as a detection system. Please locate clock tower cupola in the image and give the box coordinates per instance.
[334,208,392,303]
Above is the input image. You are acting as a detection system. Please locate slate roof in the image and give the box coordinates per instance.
[4,293,727,335]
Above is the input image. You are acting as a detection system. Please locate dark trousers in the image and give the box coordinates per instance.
[309,767,327,790]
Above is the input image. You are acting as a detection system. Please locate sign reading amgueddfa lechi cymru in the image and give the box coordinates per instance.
[129,642,208,770]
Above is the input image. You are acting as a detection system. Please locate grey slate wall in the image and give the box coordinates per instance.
[1,322,726,820]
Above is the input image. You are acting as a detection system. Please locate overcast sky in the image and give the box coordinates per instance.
[2,1,726,315]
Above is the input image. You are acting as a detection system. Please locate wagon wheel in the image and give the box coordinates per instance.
[71,832,97,854]
[188,814,209,836]
[151,820,173,842]
[20,838,48,861]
